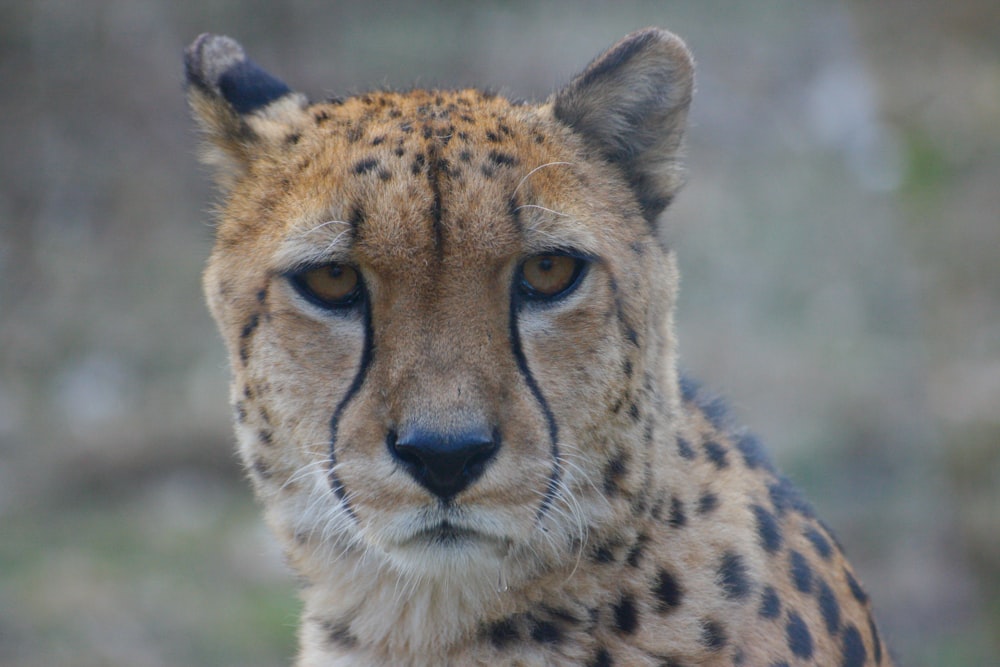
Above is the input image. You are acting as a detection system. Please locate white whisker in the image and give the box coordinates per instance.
[512,161,575,198]
[514,203,571,218]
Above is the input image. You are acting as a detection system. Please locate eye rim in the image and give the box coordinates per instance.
[287,262,364,311]
[516,250,590,303]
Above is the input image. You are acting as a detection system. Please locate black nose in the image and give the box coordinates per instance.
[388,424,499,500]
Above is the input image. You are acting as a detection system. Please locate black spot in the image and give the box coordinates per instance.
[393,146,405,157]
[314,109,330,123]
[735,434,772,470]
[399,121,413,133]
[353,157,380,175]
[252,457,272,479]
[700,619,727,651]
[816,578,842,635]
[370,135,386,146]
[256,287,268,303]
[345,125,363,143]
[769,663,790,667]
[652,568,683,613]
[240,313,259,341]
[658,659,685,667]
[411,153,426,175]
[623,325,639,346]
[622,359,634,379]
[718,552,752,600]
[487,617,519,648]
[588,648,613,667]
[488,150,518,167]
[603,454,628,495]
[625,533,649,567]
[459,149,472,162]
[378,168,392,182]
[285,131,301,145]
[759,586,781,619]
[805,526,834,560]
[703,441,729,468]
[234,401,247,423]
[789,550,813,593]
[768,476,816,518]
[422,124,434,139]
[676,436,695,460]
[845,568,869,604]
[258,429,273,446]
[667,496,686,528]
[732,647,746,665]
[697,491,719,515]
[868,613,883,664]
[752,504,783,553]
[388,108,402,118]
[628,402,641,422]
[486,130,500,142]
[785,611,814,659]
[679,375,699,402]
[480,163,497,178]
[612,595,639,635]
[349,205,366,228]
[592,540,617,564]
[841,624,867,667]
[529,617,562,644]
[650,494,666,521]
[322,618,357,648]
[700,400,727,428]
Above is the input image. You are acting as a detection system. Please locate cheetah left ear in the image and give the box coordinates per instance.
[552,28,694,224]
[184,33,310,190]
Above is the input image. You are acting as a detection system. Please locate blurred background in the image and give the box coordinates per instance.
[1,1,998,665]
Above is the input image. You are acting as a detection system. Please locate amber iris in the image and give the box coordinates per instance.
[293,264,360,307]
[520,254,583,299]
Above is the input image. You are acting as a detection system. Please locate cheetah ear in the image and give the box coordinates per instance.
[184,33,309,190]
[552,27,694,224]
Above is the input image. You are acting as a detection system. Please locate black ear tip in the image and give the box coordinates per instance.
[184,33,246,92]
[184,33,294,114]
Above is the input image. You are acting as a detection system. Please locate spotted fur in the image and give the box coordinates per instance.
[186,28,893,666]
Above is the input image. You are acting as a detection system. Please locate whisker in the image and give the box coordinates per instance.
[297,219,351,238]
[512,161,575,198]
[514,203,571,218]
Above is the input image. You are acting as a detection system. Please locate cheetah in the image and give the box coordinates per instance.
[185,27,894,666]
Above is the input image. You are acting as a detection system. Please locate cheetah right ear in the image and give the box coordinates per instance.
[552,28,694,225]
[184,33,310,190]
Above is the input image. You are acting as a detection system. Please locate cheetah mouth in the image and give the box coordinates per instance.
[395,519,509,553]
[417,521,484,545]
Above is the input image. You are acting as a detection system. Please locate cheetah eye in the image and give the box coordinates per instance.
[518,253,587,301]
[289,263,362,310]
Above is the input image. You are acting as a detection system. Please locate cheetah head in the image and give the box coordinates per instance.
[187,29,693,593]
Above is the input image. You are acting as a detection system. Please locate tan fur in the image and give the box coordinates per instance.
[188,28,893,666]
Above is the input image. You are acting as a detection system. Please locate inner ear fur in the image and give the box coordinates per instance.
[552,27,695,224]
[184,33,310,189]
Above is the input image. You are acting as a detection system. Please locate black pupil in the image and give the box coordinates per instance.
[538,257,554,272]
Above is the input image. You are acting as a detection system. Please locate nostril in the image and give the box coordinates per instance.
[388,425,499,500]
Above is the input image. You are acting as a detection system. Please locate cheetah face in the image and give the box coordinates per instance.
[188,30,693,580]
